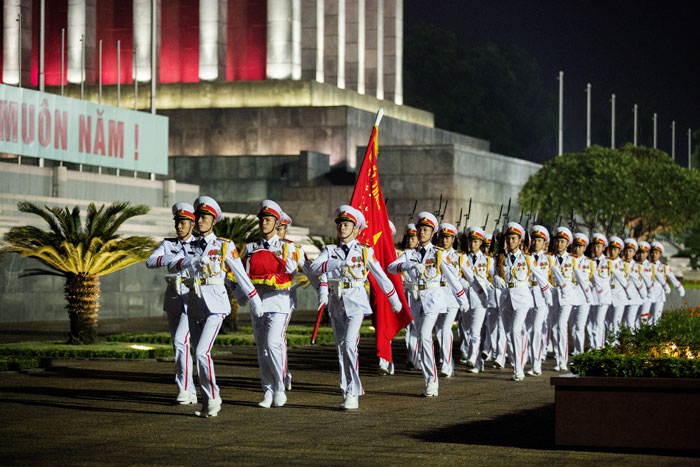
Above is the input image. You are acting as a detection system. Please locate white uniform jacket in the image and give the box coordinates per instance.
[591,255,613,305]
[147,236,195,312]
[609,257,631,306]
[639,259,654,302]
[622,260,646,305]
[388,243,468,313]
[462,250,493,309]
[648,261,683,302]
[170,232,262,315]
[494,250,548,310]
[310,240,401,316]
[242,235,298,314]
[528,251,552,308]
[548,252,590,307]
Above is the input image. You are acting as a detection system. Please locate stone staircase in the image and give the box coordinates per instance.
[0,192,320,257]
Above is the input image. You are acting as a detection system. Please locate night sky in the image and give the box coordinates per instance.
[404,0,700,166]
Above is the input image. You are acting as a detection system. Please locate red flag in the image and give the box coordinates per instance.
[350,120,412,363]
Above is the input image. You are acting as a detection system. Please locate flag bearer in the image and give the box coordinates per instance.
[242,200,298,409]
[169,196,263,417]
[309,205,402,410]
[147,202,197,405]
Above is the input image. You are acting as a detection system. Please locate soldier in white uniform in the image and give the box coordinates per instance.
[525,225,552,375]
[636,241,654,327]
[480,233,506,366]
[547,227,592,371]
[648,241,685,324]
[388,212,468,396]
[277,211,323,390]
[242,200,298,409]
[459,226,493,373]
[169,196,263,417]
[621,238,649,332]
[494,222,550,380]
[309,205,402,410]
[400,223,422,370]
[569,233,594,355]
[146,202,197,405]
[605,236,632,344]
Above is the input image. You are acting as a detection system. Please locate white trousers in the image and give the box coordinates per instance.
[462,305,487,366]
[650,301,665,325]
[606,304,626,344]
[586,304,609,349]
[486,307,507,365]
[405,303,422,368]
[330,307,365,398]
[638,301,652,327]
[166,310,194,395]
[252,312,292,395]
[551,304,572,368]
[436,307,459,375]
[417,303,441,386]
[188,313,225,401]
[623,304,641,332]
[570,304,590,355]
[503,305,529,377]
[526,305,548,373]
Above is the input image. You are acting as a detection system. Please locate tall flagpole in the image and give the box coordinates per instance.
[671,121,676,161]
[610,93,616,149]
[586,83,591,148]
[61,28,65,96]
[688,129,693,170]
[633,104,638,146]
[39,0,45,92]
[117,40,121,107]
[558,71,564,156]
[99,40,103,104]
[653,113,658,149]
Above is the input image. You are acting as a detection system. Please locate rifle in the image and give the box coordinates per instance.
[463,198,472,233]
[523,198,535,253]
[588,211,598,238]
[434,193,443,219]
[440,198,449,222]
[456,207,463,231]
[408,199,417,223]
[568,208,575,231]
[503,197,512,226]
[482,212,489,231]
[488,204,504,257]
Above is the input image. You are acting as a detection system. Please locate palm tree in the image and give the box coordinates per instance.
[1,202,156,344]
[213,215,261,333]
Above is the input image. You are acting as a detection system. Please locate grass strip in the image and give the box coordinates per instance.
[0,341,174,360]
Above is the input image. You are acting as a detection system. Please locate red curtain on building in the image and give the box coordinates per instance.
[96,0,133,85]
[160,0,199,83]
[227,0,266,81]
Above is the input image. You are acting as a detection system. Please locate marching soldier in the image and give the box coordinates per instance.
[605,236,632,344]
[400,223,422,370]
[621,239,649,332]
[648,241,685,324]
[569,233,594,355]
[169,196,263,417]
[525,225,552,375]
[309,205,402,410]
[586,233,612,349]
[388,212,468,396]
[460,226,493,373]
[493,222,549,380]
[636,241,654,327]
[480,232,505,367]
[242,201,298,409]
[146,202,197,405]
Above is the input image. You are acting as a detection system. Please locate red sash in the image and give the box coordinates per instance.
[246,250,293,289]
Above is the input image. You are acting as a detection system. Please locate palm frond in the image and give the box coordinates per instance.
[18,268,67,278]
[16,202,63,238]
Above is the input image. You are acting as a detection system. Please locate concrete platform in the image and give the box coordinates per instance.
[1,316,697,465]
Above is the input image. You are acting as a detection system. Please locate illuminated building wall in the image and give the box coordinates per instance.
[2,0,403,104]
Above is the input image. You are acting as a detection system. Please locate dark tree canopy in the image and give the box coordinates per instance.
[404,23,556,163]
[519,144,700,239]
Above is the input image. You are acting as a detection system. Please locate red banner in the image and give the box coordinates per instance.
[350,125,412,362]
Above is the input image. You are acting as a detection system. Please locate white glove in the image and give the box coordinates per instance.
[459,306,468,315]
[664,283,671,294]
[390,296,402,313]
[493,275,507,289]
[250,297,264,319]
[679,285,686,297]
[409,262,426,275]
[319,293,329,307]
[193,254,211,269]
[544,289,553,307]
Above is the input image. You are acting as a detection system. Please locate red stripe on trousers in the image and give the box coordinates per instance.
[206,317,223,400]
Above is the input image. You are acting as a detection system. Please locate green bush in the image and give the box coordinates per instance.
[0,357,52,371]
[0,341,173,360]
[571,308,700,378]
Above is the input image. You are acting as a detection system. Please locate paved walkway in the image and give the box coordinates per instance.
[1,315,698,466]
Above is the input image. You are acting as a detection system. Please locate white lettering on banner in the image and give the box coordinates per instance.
[0,84,168,174]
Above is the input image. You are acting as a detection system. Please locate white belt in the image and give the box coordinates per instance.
[328,279,365,299]
[184,277,225,287]
[507,281,529,288]
[418,282,441,290]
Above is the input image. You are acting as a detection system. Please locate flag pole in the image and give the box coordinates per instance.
[374,107,384,127]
